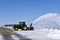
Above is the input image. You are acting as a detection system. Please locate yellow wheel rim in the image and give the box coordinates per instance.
[15,28,18,30]
[23,26,27,30]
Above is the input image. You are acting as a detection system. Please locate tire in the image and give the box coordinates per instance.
[14,27,18,31]
[23,26,27,30]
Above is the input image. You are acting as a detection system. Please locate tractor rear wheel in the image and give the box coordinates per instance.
[23,26,27,30]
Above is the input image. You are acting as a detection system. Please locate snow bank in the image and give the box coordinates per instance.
[47,29,60,39]
[15,30,41,40]
[3,27,60,40]
[37,28,60,39]
[16,28,60,40]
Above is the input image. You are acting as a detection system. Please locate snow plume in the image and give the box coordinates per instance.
[33,13,60,29]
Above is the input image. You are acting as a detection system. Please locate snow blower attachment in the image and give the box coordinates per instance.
[4,22,34,31]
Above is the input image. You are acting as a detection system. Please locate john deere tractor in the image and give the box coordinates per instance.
[4,21,34,31]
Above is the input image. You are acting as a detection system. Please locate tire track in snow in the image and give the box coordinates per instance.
[2,33,31,40]
[14,33,31,40]
[2,35,14,40]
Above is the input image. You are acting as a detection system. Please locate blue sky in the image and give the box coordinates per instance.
[0,0,60,26]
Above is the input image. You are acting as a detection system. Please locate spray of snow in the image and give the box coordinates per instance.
[33,13,58,24]
[33,13,60,29]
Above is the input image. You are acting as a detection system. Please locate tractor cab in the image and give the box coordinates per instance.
[18,22,27,29]
[19,22,25,27]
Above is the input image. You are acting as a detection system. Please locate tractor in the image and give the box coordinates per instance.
[4,21,34,31]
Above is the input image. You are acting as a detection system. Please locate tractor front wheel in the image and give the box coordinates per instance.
[14,27,18,31]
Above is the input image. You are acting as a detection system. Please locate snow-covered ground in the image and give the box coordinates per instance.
[15,28,60,40]
[0,27,60,40]
[16,30,41,40]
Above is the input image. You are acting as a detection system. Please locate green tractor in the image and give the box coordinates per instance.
[4,22,34,31]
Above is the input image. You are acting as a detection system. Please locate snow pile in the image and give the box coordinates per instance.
[15,29,60,40]
[33,13,60,29]
[41,28,60,39]
[2,27,60,40]
[47,29,60,39]
[16,30,41,40]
